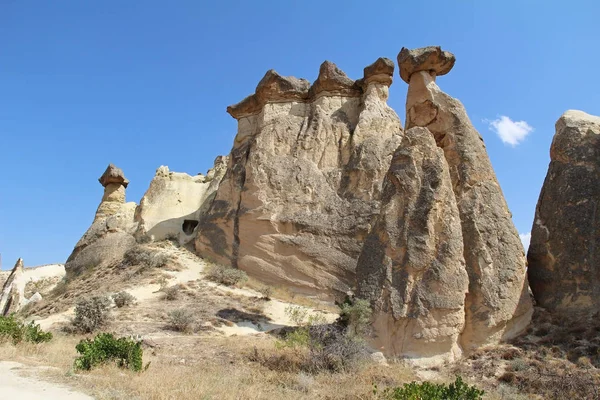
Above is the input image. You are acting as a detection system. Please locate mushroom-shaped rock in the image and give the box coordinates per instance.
[309,61,360,97]
[397,46,455,83]
[98,164,129,188]
[227,70,310,119]
[362,57,395,86]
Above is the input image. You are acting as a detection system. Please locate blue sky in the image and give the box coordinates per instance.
[1,1,598,268]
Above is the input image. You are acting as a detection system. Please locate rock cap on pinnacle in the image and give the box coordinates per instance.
[308,61,360,97]
[98,164,129,188]
[397,46,455,83]
[362,57,395,85]
[227,70,310,119]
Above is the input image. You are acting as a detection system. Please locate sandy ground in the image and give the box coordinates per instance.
[36,246,338,335]
[0,361,92,399]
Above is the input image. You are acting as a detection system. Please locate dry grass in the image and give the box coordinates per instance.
[0,333,415,399]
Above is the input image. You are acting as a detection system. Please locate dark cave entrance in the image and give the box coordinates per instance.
[182,219,199,235]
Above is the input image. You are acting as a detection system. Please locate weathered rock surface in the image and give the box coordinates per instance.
[356,127,468,363]
[196,58,403,297]
[0,258,25,316]
[401,47,533,350]
[135,157,228,243]
[528,110,600,313]
[65,165,137,278]
[397,46,455,84]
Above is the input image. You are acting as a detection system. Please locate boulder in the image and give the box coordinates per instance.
[528,110,600,313]
[401,46,533,350]
[356,127,468,363]
[196,58,403,297]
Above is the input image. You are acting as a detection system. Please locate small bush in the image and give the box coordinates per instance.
[258,285,273,300]
[72,296,111,333]
[378,376,484,400]
[206,265,248,286]
[113,291,136,308]
[0,315,52,344]
[163,285,181,301]
[168,308,194,332]
[74,333,143,372]
[123,245,169,270]
[338,298,372,337]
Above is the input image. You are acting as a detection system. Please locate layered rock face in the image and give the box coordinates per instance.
[0,258,25,316]
[356,127,468,364]
[135,156,228,243]
[195,58,403,296]
[528,110,600,313]
[357,47,533,360]
[401,47,533,349]
[65,164,137,278]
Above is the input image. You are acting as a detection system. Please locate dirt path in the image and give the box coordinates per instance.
[0,361,92,399]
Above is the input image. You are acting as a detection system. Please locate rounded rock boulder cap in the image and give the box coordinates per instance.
[98,163,129,188]
[397,46,456,84]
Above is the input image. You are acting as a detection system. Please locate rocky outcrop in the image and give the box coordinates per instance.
[65,164,137,278]
[135,157,228,243]
[356,127,468,364]
[528,110,600,313]
[399,46,533,350]
[0,258,25,316]
[195,58,403,297]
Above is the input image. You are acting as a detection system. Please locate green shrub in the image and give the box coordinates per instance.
[206,265,248,286]
[112,291,136,308]
[74,333,143,372]
[339,298,372,337]
[378,376,484,400]
[0,315,52,344]
[72,296,111,333]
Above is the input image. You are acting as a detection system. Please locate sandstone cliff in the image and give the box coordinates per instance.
[195,58,403,297]
[528,110,600,313]
[0,258,25,315]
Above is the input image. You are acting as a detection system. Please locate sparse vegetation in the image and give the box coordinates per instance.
[258,285,273,300]
[74,333,144,372]
[167,308,194,332]
[122,245,170,271]
[71,295,111,333]
[163,285,181,301]
[0,315,52,344]
[206,264,248,286]
[112,291,136,308]
[338,297,372,337]
[376,376,484,400]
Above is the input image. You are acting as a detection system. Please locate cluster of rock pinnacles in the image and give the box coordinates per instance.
[57,46,599,364]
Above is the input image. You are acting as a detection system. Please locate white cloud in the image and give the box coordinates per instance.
[488,116,533,146]
[519,232,531,251]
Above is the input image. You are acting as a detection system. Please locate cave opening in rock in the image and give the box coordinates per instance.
[182,219,199,235]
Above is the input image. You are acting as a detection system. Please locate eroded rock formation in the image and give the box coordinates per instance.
[0,258,25,316]
[401,46,533,349]
[528,110,600,313]
[135,156,228,243]
[65,164,137,278]
[357,47,533,360]
[356,127,468,364]
[195,58,403,297]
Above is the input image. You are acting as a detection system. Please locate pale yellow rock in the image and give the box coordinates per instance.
[135,159,228,243]
[196,59,403,297]
[356,127,468,365]
[403,55,533,350]
[0,258,25,316]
